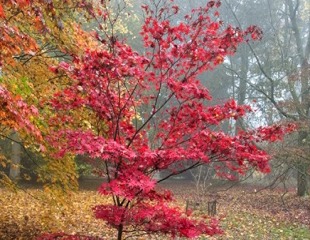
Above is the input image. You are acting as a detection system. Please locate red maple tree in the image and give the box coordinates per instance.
[47,1,295,239]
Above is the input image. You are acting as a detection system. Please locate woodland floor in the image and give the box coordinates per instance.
[0,179,309,240]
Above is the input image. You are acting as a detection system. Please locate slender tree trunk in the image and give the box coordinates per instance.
[296,131,309,196]
[9,132,21,180]
[287,0,310,196]
[296,163,308,196]
[235,45,249,133]
[233,45,249,180]
[117,224,123,240]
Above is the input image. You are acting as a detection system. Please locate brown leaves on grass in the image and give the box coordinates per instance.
[162,181,310,227]
[0,189,112,239]
[0,182,309,240]
[163,181,310,239]
[217,188,310,227]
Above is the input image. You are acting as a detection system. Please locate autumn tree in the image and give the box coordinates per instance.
[0,0,105,192]
[0,0,145,187]
[36,0,297,239]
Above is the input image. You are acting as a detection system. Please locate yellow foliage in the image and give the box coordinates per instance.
[0,1,98,197]
[0,0,140,199]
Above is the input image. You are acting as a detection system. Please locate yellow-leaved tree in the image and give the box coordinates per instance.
[0,0,141,191]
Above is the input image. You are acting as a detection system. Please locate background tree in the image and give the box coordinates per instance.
[221,0,310,196]
[0,0,101,191]
[0,3,158,212]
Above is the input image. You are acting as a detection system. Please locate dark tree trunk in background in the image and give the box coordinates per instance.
[9,132,21,180]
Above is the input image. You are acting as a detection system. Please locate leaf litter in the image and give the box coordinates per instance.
[0,180,309,239]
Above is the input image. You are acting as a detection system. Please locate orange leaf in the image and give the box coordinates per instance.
[0,5,5,18]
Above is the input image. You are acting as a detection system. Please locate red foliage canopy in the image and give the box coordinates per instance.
[46,0,295,239]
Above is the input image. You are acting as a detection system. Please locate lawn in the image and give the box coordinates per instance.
[0,180,309,239]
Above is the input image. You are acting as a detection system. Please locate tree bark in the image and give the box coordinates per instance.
[296,131,309,196]
[233,45,249,180]
[286,0,310,196]
[296,163,308,196]
[235,44,249,133]
[9,132,21,180]
[117,224,123,240]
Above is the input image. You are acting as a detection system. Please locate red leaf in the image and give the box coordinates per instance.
[0,5,5,18]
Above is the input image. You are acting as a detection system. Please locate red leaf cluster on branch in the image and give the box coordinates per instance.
[93,203,222,238]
